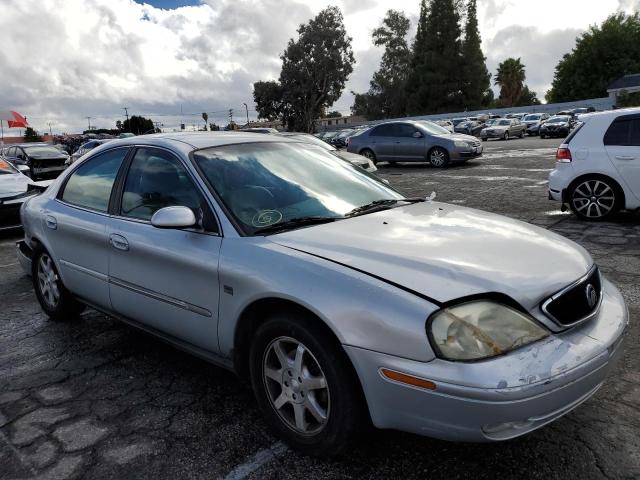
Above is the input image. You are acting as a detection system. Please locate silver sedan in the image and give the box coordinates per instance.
[18,132,627,455]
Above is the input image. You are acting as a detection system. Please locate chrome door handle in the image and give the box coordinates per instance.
[109,234,129,251]
[615,155,635,160]
[44,215,57,230]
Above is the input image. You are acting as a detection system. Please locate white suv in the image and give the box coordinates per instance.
[548,107,640,220]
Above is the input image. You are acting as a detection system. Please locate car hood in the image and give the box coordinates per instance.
[436,133,477,143]
[269,202,592,309]
[0,173,30,197]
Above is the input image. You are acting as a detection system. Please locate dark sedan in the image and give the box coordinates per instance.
[539,116,574,139]
[2,144,69,180]
[454,120,484,137]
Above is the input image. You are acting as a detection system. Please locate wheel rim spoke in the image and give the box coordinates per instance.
[262,336,330,435]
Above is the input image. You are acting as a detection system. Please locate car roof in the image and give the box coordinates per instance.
[91,131,302,151]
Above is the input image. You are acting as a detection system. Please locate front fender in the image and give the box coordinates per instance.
[217,237,438,363]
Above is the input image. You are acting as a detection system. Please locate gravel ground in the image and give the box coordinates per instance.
[1,136,638,480]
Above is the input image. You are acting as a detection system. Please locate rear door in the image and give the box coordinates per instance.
[604,114,640,201]
[393,124,425,161]
[107,147,222,353]
[47,147,130,309]
[368,124,396,161]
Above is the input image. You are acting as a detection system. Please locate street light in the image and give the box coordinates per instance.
[243,103,249,126]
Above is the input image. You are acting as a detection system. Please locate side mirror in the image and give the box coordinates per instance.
[151,206,196,229]
[16,164,30,173]
[412,131,423,138]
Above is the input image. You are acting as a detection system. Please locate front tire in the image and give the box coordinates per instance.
[569,177,620,221]
[32,246,85,321]
[503,131,509,140]
[249,312,363,456]
[428,147,450,168]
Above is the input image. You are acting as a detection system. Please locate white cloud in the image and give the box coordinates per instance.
[0,0,636,134]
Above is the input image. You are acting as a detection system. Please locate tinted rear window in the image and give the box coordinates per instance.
[370,124,396,136]
[604,119,631,146]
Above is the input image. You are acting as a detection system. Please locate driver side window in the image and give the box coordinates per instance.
[120,148,216,232]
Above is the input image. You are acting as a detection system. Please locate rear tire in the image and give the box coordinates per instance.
[540,134,546,139]
[519,130,525,138]
[568,176,621,221]
[428,147,450,168]
[359,149,377,165]
[249,312,364,456]
[32,246,85,321]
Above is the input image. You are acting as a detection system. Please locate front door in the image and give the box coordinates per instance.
[393,124,426,161]
[107,147,222,353]
[604,114,640,201]
[45,147,130,309]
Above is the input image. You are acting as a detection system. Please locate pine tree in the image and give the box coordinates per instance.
[405,0,429,114]
[406,0,464,114]
[461,0,491,109]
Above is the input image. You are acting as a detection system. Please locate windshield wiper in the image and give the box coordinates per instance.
[344,197,426,217]
[253,216,339,235]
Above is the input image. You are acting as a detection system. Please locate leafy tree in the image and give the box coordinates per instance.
[616,89,640,107]
[254,7,354,132]
[209,123,220,131]
[461,0,491,109]
[24,127,42,142]
[115,120,123,131]
[123,115,155,135]
[279,6,354,131]
[352,9,412,119]
[546,13,640,103]
[517,86,541,106]
[325,111,342,118]
[405,0,464,114]
[202,112,209,130]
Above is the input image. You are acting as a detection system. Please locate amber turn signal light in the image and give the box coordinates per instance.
[380,368,436,390]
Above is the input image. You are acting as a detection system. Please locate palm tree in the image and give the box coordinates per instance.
[495,58,526,107]
[202,112,209,131]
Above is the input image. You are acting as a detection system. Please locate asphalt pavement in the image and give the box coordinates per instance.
[1,136,638,479]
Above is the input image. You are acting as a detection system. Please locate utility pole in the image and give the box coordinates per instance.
[86,117,92,131]
[122,107,129,122]
[243,103,249,126]
[228,109,233,124]
[47,121,54,137]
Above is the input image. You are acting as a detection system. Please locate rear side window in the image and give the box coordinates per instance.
[61,148,128,212]
[604,118,632,146]
[370,124,396,137]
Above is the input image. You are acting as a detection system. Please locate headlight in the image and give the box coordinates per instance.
[454,140,471,148]
[428,301,548,361]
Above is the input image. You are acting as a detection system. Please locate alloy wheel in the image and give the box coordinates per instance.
[37,254,60,308]
[262,336,330,435]
[430,149,446,167]
[504,131,509,140]
[571,179,616,219]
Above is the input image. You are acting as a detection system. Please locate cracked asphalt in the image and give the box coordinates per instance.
[1,137,639,479]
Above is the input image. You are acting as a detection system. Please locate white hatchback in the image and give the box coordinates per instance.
[549,107,640,220]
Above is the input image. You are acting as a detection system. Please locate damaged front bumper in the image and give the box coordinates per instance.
[345,278,628,442]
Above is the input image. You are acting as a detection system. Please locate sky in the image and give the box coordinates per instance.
[0,0,637,135]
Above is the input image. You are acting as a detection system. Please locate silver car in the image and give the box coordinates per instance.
[18,132,627,455]
[346,120,482,167]
[0,159,40,230]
